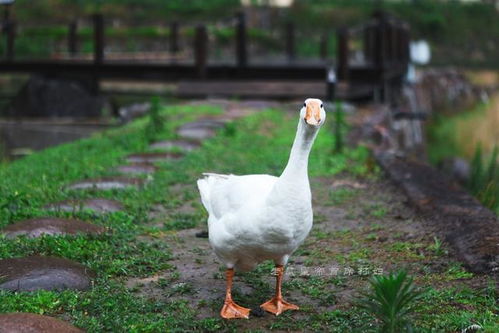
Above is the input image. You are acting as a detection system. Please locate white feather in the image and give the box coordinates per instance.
[197,98,326,272]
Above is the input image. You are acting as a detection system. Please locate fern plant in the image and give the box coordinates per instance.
[356,270,424,333]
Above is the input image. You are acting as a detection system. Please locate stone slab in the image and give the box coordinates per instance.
[176,119,226,140]
[0,313,83,333]
[44,198,123,214]
[149,140,201,152]
[2,218,105,239]
[126,152,183,163]
[0,256,95,291]
[116,163,158,175]
[67,177,144,190]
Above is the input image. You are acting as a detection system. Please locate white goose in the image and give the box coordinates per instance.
[197,98,326,319]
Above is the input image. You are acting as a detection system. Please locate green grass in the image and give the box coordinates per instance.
[427,100,499,214]
[0,103,374,331]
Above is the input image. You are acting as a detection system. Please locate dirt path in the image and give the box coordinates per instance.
[126,170,492,329]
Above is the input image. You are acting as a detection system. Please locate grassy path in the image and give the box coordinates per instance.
[0,101,497,332]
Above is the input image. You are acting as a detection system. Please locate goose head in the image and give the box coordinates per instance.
[300,98,326,128]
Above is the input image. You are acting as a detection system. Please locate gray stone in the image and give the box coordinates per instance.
[119,102,151,122]
[2,218,105,239]
[176,119,226,140]
[126,152,183,163]
[67,177,144,190]
[176,127,216,140]
[117,163,157,175]
[6,75,102,118]
[0,256,95,291]
[149,140,201,152]
[44,198,123,213]
[0,313,83,333]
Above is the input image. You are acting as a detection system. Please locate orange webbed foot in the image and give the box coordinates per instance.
[220,300,250,319]
[260,297,299,316]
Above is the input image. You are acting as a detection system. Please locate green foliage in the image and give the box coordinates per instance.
[416,284,498,332]
[356,270,425,333]
[428,236,446,256]
[7,0,499,67]
[334,100,345,154]
[144,96,165,142]
[468,144,498,213]
[428,102,498,214]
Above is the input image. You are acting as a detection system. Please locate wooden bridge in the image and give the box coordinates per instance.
[1,11,410,102]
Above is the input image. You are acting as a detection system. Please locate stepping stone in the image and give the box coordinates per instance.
[126,152,183,163]
[0,256,94,291]
[149,140,201,152]
[44,198,123,214]
[67,177,144,190]
[177,119,226,140]
[117,163,157,175]
[0,313,83,333]
[2,218,105,239]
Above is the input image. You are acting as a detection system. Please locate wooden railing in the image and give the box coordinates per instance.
[0,10,411,102]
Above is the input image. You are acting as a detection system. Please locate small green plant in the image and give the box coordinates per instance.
[468,144,498,213]
[145,96,164,142]
[334,100,345,154]
[428,236,446,256]
[356,270,425,333]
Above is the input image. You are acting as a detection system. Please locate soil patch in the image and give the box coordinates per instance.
[0,313,83,333]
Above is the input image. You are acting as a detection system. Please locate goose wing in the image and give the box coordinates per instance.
[197,173,277,219]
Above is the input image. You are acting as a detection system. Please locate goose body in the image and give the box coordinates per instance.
[198,172,311,272]
[197,98,326,318]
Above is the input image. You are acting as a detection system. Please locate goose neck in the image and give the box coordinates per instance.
[280,120,319,180]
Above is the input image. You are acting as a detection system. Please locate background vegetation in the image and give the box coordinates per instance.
[3,0,498,67]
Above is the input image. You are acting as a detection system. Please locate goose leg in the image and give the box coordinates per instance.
[220,268,250,319]
[260,265,299,316]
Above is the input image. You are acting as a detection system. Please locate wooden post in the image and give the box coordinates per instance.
[170,21,179,53]
[373,12,386,68]
[194,24,207,79]
[235,12,247,68]
[390,22,399,63]
[326,67,336,101]
[320,32,328,60]
[285,22,295,61]
[363,24,374,64]
[5,20,15,61]
[401,24,410,65]
[68,21,78,57]
[336,27,349,82]
[93,14,104,64]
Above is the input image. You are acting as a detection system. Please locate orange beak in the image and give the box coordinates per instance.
[304,101,322,125]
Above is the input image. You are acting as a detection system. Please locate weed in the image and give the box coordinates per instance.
[356,270,425,333]
[428,236,447,256]
[144,96,164,142]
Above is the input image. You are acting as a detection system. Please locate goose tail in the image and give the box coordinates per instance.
[197,173,230,216]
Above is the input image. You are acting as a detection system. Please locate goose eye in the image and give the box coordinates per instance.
[303,103,306,108]
[320,104,323,108]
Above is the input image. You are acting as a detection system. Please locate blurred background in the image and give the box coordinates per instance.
[0,0,498,210]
